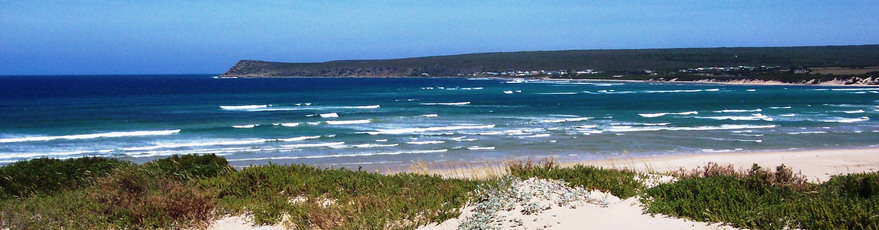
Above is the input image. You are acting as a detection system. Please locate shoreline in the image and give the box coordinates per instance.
[219,75,879,87]
[416,147,879,182]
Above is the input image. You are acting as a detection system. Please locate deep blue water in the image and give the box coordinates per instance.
[1,75,878,168]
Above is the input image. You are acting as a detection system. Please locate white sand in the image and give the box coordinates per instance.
[419,197,733,230]
[208,216,284,230]
[576,148,879,182]
[418,177,734,230]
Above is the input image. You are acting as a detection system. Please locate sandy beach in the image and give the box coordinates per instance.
[574,148,879,182]
[411,148,879,230]
[213,148,879,229]
[418,148,879,182]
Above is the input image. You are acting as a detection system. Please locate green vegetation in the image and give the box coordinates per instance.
[223,45,879,77]
[0,155,478,229]
[0,155,225,229]
[570,72,874,84]
[1,155,877,229]
[0,157,130,199]
[201,164,478,229]
[508,160,644,198]
[643,164,879,229]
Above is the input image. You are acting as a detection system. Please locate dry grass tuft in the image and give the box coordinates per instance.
[674,162,810,189]
[92,167,215,229]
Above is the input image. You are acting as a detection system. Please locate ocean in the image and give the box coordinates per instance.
[1,75,878,169]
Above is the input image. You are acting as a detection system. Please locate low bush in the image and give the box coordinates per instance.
[644,164,879,229]
[201,163,479,229]
[508,159,644,198]
[145,154,233,180]
[0,157,130,200]
[92,166,215,229]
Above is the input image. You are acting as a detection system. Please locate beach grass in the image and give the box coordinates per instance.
[642,164,879,229]
[0,155,479,229]
[200,163,479,229]
[0,157,131,200]
[1,154,878,229]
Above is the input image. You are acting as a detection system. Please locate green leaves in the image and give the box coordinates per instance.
[643,169,879,229]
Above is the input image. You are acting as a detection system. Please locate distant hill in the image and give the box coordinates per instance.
[221,45,879,77]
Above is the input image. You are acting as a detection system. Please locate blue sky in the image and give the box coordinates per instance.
[1,1,878,75]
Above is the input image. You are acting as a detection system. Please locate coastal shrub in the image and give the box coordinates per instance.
[0,157,130,199]
[643,175,795,229]
[0,189,112,229]
[675,162,810,190]
[508,160,644,198]
[201,163,479,229]
[821,171,879,199]
[644,164,879,230]
[145,154,233,180]
[92,166,215,229]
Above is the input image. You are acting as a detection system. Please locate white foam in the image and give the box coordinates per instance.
[281,142,346,148]
[787,131,828,135]
[326,119,371,125]
[503,90,514,94]
[335,105,380,109]
[829,88,879,91]
[696,113,773,121]
[275,136,321,142]
[350,143,399,148]
[421,114,439,117]
[420,102,471,106]
[0,150,98,160]
[606,124,776,133]
[375,139,388,142]
[839,110,866,114]
[121,139,265,151]
[220,105,268,110]
[227,104,378,112]
[639,113,666,118]
[769,106,792,109]
[320,113,339,118]
[228,149,448,161]
[367,124,495,135]
[590,88,722,94]
[518,134,551,138]
[714,109,762,113]
[280,123,300,127]
[407,140,446,145]
[539,117,591,123]
[645,89,710,93]
[824,104,866,108]
[0,129,181,143]
[537,92,577,95]
[306,122,322,125]
[449,136,475,142]
[746,89,757,92]
[821,117,869,123]
[779,114,796,117]
[232,124,258,129]
[467,146,496,150]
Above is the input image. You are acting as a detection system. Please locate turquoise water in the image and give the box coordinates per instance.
[1,75,878,168]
